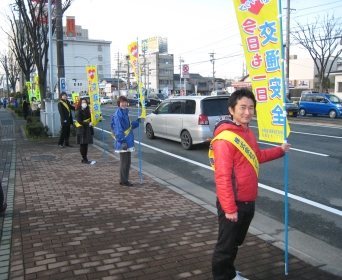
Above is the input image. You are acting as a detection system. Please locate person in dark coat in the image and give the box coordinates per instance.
[57,92,75,148]
[75,97,96,164]
[22,96,30,120]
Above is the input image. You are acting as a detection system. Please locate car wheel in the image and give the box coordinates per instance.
[181,130,193,150]
[299,108,306,116]
[146,123,155,139]
[329,110,337,119]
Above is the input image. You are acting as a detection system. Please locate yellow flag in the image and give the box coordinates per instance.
[127,41,146,118]
[34,76,41,101]
[233,0,290,143]
[85,66,103,126]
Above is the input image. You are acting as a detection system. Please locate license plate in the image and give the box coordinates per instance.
[289,112,293,116]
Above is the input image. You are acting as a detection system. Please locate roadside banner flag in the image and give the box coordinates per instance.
[233,0,290,143]
[85,66,102,126]
[72,92,80,108]
[26,82,32,101]
[127,41,146,118]
[34,76,41,101]
[234,0,291,275]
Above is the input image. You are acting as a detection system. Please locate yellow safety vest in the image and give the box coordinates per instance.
[208,130,259,176]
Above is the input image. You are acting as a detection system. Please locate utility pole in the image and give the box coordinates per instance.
[284,0,295,97]
[209,52,215,92]
[56,0,65,95]
[179,56,184,94]
[126,55,130,91]
[117,51,120,95]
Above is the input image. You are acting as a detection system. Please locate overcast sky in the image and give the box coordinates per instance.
[1,0,341,79]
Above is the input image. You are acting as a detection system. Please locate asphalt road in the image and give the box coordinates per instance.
[97,104,342,252]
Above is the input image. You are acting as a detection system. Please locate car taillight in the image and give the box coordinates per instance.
[198,114,209,125]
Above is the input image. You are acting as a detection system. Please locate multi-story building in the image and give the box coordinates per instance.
[48,25,111,96]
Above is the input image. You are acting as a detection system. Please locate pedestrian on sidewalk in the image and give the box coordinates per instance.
[31,97,39,117]
[110,96,140,187]
[75,97,96,165]
[210,89,291,280]
[57,92,75,148]
[0,181,7,216]
[22,96,30,120]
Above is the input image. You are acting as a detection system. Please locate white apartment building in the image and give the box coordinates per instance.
[48,25,111,95]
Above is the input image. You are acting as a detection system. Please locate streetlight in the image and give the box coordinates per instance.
[74,56,97,64]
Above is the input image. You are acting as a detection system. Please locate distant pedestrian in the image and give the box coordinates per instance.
[22,96,30,120]
[210,89,291,280]
[3,98,7,108]
[0,181,7,216]
[57,92,75,148]
[325,89,329,93]
[75,97,96,164]
[110,96,140,187]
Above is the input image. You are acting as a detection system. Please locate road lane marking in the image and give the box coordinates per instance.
[94,127,340,216]
[259,183,342,217]
[257,141,329,157]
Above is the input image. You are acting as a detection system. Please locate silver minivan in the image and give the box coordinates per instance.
[144,95,229,149]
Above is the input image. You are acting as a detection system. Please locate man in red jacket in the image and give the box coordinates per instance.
[211,89,291,280]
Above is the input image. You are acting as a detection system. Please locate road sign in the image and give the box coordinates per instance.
[182,64,189,78]
[60,78,66,92]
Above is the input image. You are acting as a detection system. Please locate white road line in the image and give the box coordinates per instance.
[259,183,342,217]
[94,126,340,217]
[257,141,329,157]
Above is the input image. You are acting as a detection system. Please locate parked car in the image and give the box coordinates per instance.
[147,93,167,106]
[285,97,298,117]
[144,95,229,150]
[100,97,113,104]
[298,93,342,118]
[127,94,151,107]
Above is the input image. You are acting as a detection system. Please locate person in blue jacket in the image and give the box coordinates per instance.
[111,96,140,187]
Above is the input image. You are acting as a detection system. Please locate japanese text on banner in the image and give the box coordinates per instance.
[127,41,146,118]
[233,0,290,143]
[86,66,103,126]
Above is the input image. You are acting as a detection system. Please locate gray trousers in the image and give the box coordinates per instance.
[119,152,131,183]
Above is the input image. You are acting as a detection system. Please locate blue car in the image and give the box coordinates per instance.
[299,93,342,118]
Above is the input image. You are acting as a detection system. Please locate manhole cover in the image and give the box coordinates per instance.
[31,155,56,161]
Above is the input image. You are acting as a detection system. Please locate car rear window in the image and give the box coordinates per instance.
[202,98,229,116]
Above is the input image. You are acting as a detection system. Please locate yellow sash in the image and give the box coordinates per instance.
[60,100,70,113]
[111,124,132,140]
[208,130,259,176]
[75,118,90,127]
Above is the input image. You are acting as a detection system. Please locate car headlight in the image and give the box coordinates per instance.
[337,104,342,108]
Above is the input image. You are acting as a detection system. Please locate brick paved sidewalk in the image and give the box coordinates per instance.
[1,108,342,279]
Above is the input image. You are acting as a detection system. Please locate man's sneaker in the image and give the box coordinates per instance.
[233,272,248,280]
[58,144,64,148]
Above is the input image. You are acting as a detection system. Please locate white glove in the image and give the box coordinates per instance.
[89,122,93,127]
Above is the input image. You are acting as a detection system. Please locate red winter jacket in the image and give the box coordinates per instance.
[212,119,284,214]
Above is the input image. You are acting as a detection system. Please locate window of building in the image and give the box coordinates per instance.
[98,65,103,71]
[98,45,102,51]
[98,56,103,61]
[338,82,342,92]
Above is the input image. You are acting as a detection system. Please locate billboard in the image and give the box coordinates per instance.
[141,36,159,53]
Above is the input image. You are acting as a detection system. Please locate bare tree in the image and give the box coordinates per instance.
[2,8,35,89]
[291,14,342,92]
[12,0,74,109]
[0,50,21,95]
